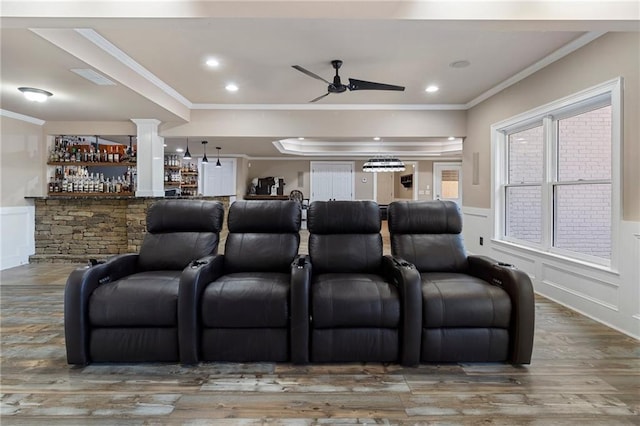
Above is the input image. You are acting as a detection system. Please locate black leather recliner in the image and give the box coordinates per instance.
[64,199,225,364]
[180,200,310,364]
[387,200,535,364]
[307,200,421,365]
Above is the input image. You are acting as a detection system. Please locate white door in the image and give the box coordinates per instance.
[310,161,354,201]
[201,158,237,196]
[433,162,462,205]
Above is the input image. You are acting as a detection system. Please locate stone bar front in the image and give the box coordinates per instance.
[29,196,230,263]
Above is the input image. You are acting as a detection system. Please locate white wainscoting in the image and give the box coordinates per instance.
[462,206,640,339]
[0,206,35,271]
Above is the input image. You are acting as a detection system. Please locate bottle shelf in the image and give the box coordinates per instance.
[47,191,135,197]
[48,161,136,167]
[180,184,198,188]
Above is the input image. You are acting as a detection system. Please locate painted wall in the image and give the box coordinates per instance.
[0,116,43,269]
[245,159,376,201]
[463,32,640,338]
[464,32,640,221]
[1,116,46,206]
[246,160,310,198]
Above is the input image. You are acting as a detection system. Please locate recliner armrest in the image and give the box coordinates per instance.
[178,254,225,364]
[64,253,140,365]
[382,255,422,367]
[290,255,311,364]
[467,255,535,364]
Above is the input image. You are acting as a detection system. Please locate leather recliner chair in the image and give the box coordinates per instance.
[307,200,421,365]
[387,200,535,364]
[179,200,310,364]
[64,199,225,364]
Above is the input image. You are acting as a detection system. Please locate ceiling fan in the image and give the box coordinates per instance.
[292,59,405,103]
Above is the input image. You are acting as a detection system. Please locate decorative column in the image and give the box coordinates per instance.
[131,119,164,197]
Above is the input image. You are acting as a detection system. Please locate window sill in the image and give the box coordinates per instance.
[490,238,620,277]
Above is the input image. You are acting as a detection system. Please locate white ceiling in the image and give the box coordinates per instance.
[1,1,638,158]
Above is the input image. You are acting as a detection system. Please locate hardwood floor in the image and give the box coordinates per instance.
[1,260,638,425]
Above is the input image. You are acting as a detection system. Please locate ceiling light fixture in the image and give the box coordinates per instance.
[298,137,305,140]
[18,87,53,102]
[215,147,222,168]
[183,138,192,160]
[373,137,381,141]
[206,58,219,68]
[201,140,208,163]
[425,85,439,93]
[176,148,184,153]
[225,83,239,92]
[363,157,406,173]
[448,136,456,141]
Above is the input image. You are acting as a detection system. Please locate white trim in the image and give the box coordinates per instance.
[492,78,622,271]
[466,31,606,108]
[75,28,193,109]
[0,109,45,125]
[192,103,467,111]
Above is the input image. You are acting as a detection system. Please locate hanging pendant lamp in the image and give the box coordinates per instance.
[183,138,192,160]
[201,140,208,163]
[215,146,222,168]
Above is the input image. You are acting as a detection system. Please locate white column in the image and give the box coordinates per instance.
[131,119,164,197]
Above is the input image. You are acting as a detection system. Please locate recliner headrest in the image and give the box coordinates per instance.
[308,201,380,234]
[228,200,301,233]
[388,200,462,234]
[146,199,224,233]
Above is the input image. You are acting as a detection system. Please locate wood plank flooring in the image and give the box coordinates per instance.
[1,260,639,425]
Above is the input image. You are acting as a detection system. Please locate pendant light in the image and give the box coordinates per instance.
[183,138,192,160]
[215,146,222,168]
[201,140,208,163]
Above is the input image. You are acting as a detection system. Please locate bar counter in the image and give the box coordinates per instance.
[27,195,230,263]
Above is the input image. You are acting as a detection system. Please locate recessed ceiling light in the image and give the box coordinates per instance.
[18,87,53,102]
[449,60,471,69]
[225,83,239,92]
[448,137,456,141]
[176,148,184,153]
[425,85,439,93]
[163,144,167,147]
[373,137,381,141]
[206,58,220,68]
[298,137,305,140]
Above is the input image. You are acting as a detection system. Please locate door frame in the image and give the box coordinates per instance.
[432,162,462,204]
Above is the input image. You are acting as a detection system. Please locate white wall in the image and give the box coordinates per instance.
[462,32,640,339]
[462,207,640,339]
[0,114,44,270]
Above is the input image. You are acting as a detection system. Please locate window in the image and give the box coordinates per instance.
[493,79,621,267]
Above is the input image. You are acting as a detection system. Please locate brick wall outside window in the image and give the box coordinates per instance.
[506,105,612,259]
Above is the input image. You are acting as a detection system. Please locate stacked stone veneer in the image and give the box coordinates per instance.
[31,197,229,263]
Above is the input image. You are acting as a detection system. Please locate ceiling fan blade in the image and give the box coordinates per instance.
[348,78,405,91]
[292,65,332,85]
[309,92,330,103]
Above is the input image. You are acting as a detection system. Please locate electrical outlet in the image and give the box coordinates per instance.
[479,237,484,246]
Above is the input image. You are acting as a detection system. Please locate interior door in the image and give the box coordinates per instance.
[433,162,462,205]
[310,161,354,202]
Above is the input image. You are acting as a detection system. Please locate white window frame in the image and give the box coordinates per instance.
[491,78,622,270]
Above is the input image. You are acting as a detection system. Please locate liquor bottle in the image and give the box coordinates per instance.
[114,147,120,163]
[108,147,114,162]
